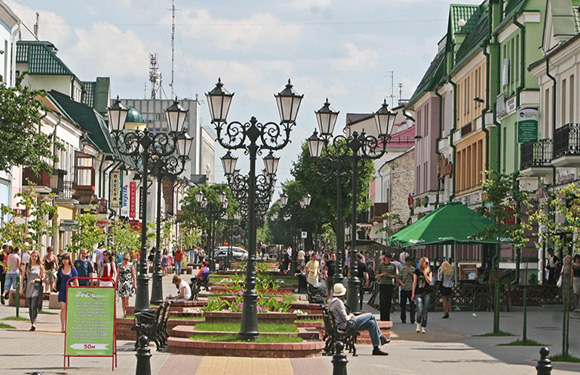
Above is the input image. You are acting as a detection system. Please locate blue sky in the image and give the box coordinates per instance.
[8,0,480,191]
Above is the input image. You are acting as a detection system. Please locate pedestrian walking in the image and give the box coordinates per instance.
[412,257,433,334]
[305,252,320,287]
[73,248,94,286]
[0,244,9,304]
[161,250,169,275]
[546,248,560,285]
[573,254,580,310]
[3,247,21,302]
[560,255,573,310]
[56,253,78,333]
[117,253,136,317]
[438,261,454,319]
[174,247,184,275]
[399,256,415,324]
[42,247,58,293]
[20,251,44,331]
[375,252,398,321]
[99,251,116,287]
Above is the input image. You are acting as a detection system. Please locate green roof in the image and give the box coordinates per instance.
[126,106,144,124]
[504,0,525,18]
[454,7,489,69]
[406,50,446,108]
[48,90,114,154]
[550,0,580,44]
[16,41,74,75]
[450,4,480,34]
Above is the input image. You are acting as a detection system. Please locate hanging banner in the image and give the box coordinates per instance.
[110,171,120,209]
[121,185,129,217]
[129,182,136,218]
[517,107,539,143]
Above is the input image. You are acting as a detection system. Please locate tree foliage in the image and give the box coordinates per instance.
[109,219,141,256]
[476,171,532,250]
[0,74,60,175]
[0,189,56,250]
[70,212,106,253]
[531,183,580,254]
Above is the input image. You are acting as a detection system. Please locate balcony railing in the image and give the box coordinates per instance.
[521,139,552,169]
[554,123,580,159]
[58,180,74,200]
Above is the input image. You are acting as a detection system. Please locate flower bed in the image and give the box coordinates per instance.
[204,311,297,324]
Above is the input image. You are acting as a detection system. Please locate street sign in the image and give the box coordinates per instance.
[64,281,117,370]
[129,182,136,218]
[110,171,120,209]
[517,107,539,143]
[301,231,307,239]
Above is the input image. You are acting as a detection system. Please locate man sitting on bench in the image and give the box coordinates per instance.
[165,275,192,302]
[329,283,389,356]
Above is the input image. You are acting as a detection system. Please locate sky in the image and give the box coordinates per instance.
[7,0,481,197]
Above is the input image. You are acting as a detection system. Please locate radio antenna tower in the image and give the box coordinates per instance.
[149,53,160,99]
[169,0,177,98]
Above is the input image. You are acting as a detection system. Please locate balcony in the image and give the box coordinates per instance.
[22,168,67,194]
[55,180,78,207]
[520,139,553,177]
[552,123,580,167]
[370,202,390,222]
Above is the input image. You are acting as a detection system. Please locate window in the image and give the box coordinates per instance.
[424,103,429,136]
[562,78,567,126]
[570,74,575,124]
[75,152,95,188]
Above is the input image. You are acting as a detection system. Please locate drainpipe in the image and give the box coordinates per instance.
[482,42,491,171]
[434,87,444,209]
[545,58,557,287]
[97,155,107,198]
[449,77,458,201]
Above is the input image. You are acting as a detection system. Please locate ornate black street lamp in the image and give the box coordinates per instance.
[195,190,228,272]
[150,132,193,304]
[308,99,396,313]
[206,78,302,339]
[108,98,192,313]
[280,193,311,274]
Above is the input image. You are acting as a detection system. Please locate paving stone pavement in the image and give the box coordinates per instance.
[0,276,578,374]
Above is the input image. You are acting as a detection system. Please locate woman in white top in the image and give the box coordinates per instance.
[165,275,191,302]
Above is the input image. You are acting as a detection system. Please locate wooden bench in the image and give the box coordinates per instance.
[321,305,359,356]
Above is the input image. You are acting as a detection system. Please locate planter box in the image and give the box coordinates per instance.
[204,311,297,324]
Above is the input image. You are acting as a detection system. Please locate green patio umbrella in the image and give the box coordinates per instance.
[387,202,507,248]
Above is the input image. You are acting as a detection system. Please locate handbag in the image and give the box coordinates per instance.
[556,274,563,288]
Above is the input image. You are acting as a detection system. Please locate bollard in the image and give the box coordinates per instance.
[31,372,43,375]
[536,347,552,375]
[135,335,152,375]
[332,341,348,375]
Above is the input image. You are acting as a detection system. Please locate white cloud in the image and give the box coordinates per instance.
[288,0,333,10]
[163,9,303,52]
[330,42,379,72]
[7,0,71,46]
[64,22,149,81]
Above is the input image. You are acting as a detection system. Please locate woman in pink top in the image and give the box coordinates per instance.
[3,247,21,300]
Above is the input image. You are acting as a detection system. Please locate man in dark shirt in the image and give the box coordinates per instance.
[355,253,369,310]
[375,252,398,321]
[73,248,94,286]
[0,244,7,304]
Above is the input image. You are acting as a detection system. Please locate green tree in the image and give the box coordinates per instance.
[531,183,580,359]
[70,212,106,253]
[0,74,60,175]
[378,212,404,245]
[476,171,532,335]
[0,189,57,250]
[109,219,140,256]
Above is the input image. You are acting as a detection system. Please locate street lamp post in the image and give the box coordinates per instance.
[195,190,228,272]
[108,98,192,313]
[206,78,302,340]
[280,193,311,274]
[308,99,397,313]
[150,134,193,304]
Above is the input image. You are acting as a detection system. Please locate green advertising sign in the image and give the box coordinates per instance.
[66,287,115,356]
[517,107,539,143]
